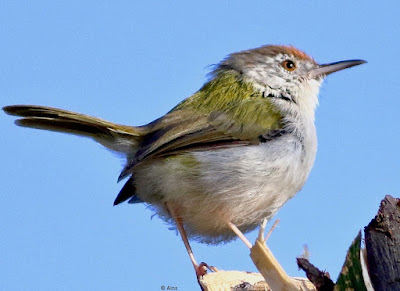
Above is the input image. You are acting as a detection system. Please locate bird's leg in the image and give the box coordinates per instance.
[228,221,253,249]
[166,203,209,276]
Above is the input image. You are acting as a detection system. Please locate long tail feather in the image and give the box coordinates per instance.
[3,105,144,154]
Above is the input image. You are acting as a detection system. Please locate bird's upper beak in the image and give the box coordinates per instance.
[309,59,366,79]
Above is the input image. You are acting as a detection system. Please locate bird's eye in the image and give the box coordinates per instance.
[282,60,296,71]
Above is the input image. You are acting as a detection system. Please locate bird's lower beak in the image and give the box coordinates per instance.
[309,59,366,78]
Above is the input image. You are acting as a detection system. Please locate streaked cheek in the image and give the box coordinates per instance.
[244,65,283,88]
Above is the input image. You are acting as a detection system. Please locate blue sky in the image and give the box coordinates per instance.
[1,1,399,290]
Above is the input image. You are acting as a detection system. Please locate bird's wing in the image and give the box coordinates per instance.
[118,97,283,180]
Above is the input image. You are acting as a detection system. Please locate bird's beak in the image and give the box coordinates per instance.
[309,59,366,79]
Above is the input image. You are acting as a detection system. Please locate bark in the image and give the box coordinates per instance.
[365,195,400,291]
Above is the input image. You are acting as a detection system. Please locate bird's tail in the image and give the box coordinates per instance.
[3,105,144,154]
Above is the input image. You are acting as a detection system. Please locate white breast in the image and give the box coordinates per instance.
[134,117,317,244]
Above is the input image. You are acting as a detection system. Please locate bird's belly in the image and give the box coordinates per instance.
[134,135,315,244]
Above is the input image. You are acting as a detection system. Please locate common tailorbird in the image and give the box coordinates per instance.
[3,45,365,276]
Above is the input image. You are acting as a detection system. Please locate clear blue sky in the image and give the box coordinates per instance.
[1,1,399,290]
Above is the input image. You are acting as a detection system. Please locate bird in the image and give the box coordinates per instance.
[3,45,365,277]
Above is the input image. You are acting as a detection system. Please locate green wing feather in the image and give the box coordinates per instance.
[119,71,283,180]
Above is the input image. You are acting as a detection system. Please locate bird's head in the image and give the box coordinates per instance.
[214,45,365,119]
